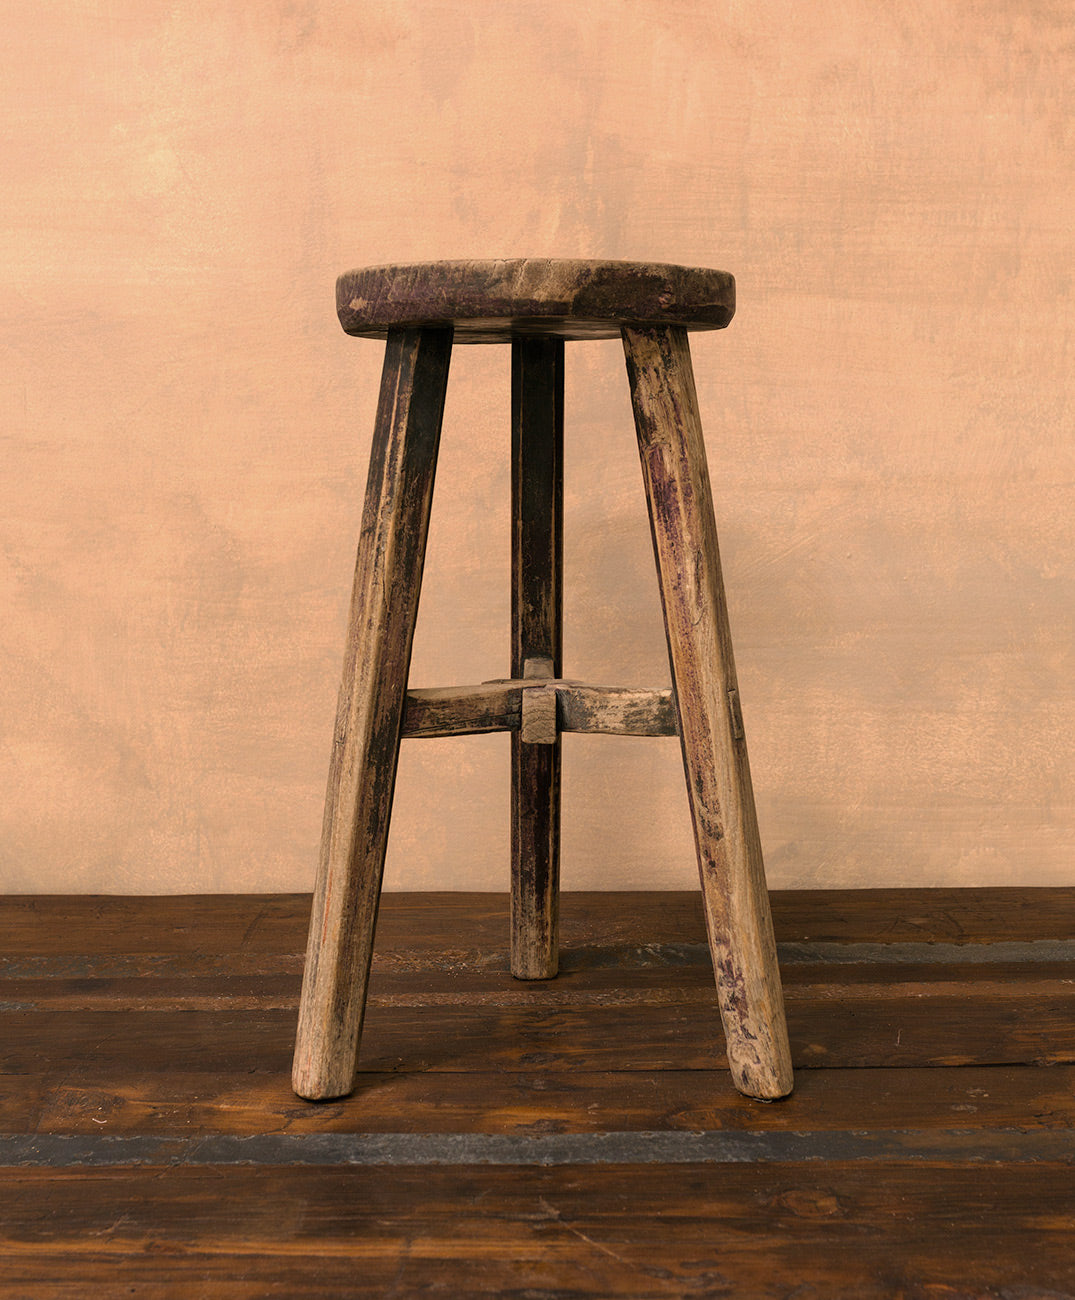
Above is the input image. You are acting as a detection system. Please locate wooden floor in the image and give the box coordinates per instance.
[1,889,1074,1298]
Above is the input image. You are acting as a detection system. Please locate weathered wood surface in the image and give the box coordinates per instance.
[7,884,1075,1076]
[6,960,1075,1017]
[292,326,452,1101]
[556,681,677,736]
[2,889,1071,969]
[336,258,736,342]
[402,679,677,738]
[519,656,558,745]
[1,1164,1072,1298]
[2,891,1074,1298]
[625,323,793,1100]
[511,337,564,979]
[8,1064,1075,1138]
[7,992,1075,1077]
[400,681,522,737]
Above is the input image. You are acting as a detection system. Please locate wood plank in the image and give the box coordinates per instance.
[625,323,792,1100]
[0,1164,1071,1297]
[5,956,1075,1010]
[1,890,1073,1297]
[3,937,1073,982]
[4,994,1073,1075]
[778,887,1075,944]
[12,1065,1075,1137]
[0,893,311,957]
[2,890,1073,964]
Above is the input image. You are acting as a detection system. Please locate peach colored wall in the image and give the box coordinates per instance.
[1,0,1071,893]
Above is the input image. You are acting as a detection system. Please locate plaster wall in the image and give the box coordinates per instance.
[1,0,1071,892]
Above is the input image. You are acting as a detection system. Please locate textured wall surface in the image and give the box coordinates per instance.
[1,0,1071,892]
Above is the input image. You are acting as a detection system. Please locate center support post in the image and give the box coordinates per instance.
[510,336,564,980]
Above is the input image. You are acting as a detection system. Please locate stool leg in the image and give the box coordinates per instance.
[623,324,794,1101]
[293,326,452,1100]
[510,337,564,979]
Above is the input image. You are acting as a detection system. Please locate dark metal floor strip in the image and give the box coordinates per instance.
[2,1129,1073,1168]
[778,940,1075,965]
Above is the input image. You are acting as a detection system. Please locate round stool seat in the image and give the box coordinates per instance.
[336,258,735,343]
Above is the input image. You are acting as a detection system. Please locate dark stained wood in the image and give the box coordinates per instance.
[7,1065,1074,1137]
[292,326,452,1101]
[773,886,1075,944]
[1,887,1070,951]
[2,891,1075,1297]
[2,890,1072,979]
[336,258,736,342]
[7,958,1075,1013]
[6,986,1074,1077]
[625,324,793,1100]
[1,1164,1071,1298]
[511,337,564,979]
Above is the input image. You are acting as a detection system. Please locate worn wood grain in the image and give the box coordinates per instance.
[511,338,564,980]
[336,258,735,342]
[7,1065,1074,1137]
[4,894,1071,982]
[625,323,793,1100]
[3,890,1071,974]
[556,681,676,736]
[7,989,1075,1076]
[3,891,1074,1297]
[292,326,452,1101]
[7,946,1075,1034]
[400,681,521,737]
[401,679,676,738]
[1,1164,1071,1298]
[6,958,1075,1013]
[519,657,558,745]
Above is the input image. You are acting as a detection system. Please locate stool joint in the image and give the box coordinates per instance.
[402,678,678,740]
[520,658,558,745]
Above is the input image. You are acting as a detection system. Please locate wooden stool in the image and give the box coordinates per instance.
[292,260,794,1103]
